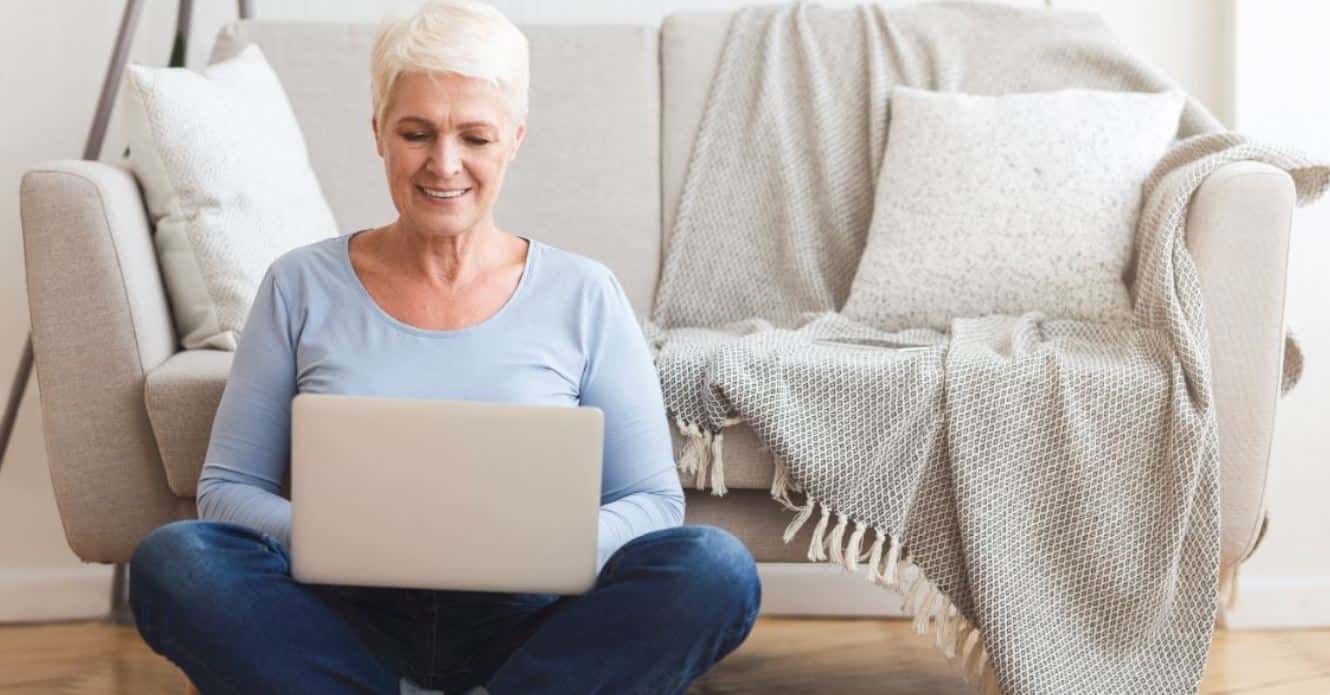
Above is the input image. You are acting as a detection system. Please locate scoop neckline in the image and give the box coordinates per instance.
[341,228,537,339]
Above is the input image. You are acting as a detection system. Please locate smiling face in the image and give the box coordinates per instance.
[373,71,526,239]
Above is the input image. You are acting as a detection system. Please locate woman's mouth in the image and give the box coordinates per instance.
[417,185,471,203]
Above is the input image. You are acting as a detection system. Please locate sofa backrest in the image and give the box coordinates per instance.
[659,5,938,250]
[209,20,662,314]
[660,12,731,253]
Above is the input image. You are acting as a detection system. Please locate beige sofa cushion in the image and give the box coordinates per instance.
[144,350,230,497]
[124,45,339,351]
[841,85,1185,331]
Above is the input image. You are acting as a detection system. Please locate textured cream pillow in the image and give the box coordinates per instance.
[124,44,337,350]
[841,85,1185,332]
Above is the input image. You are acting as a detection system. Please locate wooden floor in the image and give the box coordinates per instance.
[0,617,1326,693]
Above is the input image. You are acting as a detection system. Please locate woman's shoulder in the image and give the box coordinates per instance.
[263,232,349,299]
[532,238,622,295]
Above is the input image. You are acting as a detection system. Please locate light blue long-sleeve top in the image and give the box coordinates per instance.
[196,229,685,577]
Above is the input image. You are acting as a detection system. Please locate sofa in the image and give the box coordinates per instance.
[19,12,1293,612]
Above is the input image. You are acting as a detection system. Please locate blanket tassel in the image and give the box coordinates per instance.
[980,650,1000,695]
[939,603,958,653]
[863,528,887,584]
[693,430,713,491]
[902,572,923,622]
[708,415,742,496]
[673,416,742,496]
[770,455,805,511]
[953,619,976,665]
[806,502,832,562]
[776,495,1003,694]
[911,583,939,636]
[877,534,903,588]
[782,495,817,543]
[709,426,727,495]
[827,512,850,566]
[673,418,707,484]
[844,520,867,573]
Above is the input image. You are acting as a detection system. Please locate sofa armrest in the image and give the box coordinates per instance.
[20,159,195,564]
[1184,160,1297,570]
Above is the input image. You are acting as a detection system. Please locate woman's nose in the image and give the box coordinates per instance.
[428,136,464,177]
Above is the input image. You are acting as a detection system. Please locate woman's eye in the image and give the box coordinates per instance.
[401,133,488,145]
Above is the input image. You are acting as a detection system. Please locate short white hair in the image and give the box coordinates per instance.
[370,0,529,132]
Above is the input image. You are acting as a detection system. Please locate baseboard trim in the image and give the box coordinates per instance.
[9,562,1318,627]
[756,562,911,617]
[1222,574,1330,629]
[3,562,900,622]
[759,564,1330,629]
[0,565,114,623]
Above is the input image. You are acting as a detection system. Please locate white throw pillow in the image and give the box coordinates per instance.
[840,85,1185,332]
[123,43,337,350]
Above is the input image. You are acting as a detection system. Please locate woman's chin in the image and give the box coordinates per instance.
[407,212,476,236]
[412,198,468,218]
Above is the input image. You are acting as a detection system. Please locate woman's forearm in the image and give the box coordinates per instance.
[596,469,686,576]
[196,473,293,552]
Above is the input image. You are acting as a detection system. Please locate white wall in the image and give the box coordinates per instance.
[1056,0,1233,126]
[0,0,1284,622]
[1221,0,1330,630]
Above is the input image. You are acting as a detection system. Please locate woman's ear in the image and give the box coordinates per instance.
[510,122,526,163]
[372,115,384,157]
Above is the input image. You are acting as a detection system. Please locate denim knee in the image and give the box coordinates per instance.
[129,520,276,645]
[670,525,762,635]
[133,520,211,571]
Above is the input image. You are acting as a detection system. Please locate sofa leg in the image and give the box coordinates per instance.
[108,562,133,625]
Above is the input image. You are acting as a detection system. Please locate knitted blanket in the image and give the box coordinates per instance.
[641,3,1330,693]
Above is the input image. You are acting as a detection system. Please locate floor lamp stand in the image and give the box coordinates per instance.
[0,0,253,626]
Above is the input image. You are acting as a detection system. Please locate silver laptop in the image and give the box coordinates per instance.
[289,393,604,595]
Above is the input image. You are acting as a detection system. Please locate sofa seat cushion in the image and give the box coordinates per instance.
[684,489,813,563]
[144,349,233,497]
[145,349,779,498]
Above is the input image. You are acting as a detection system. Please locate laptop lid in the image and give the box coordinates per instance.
[289,393,604,595]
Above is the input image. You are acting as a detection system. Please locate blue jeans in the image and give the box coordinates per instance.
[129,520,761,695]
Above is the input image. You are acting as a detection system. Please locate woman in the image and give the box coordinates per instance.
[127,2,761,693]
